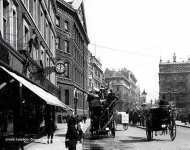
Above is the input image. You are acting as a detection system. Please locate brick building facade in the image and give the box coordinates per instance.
[56,0,89,114]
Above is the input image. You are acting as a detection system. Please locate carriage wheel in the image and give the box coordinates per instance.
[169,120,176,141]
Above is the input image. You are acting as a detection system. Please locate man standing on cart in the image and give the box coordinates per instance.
[159,94,169,106]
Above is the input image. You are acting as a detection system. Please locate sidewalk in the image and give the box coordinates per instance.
[136,120,190,129]
[24,119,90,150]
[175,120,190,128]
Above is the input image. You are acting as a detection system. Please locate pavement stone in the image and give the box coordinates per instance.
[24,119,90,150]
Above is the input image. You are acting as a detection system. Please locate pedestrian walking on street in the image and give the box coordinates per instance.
[65,116,79,150]
[77,122,83,142]
[46,117,55,144]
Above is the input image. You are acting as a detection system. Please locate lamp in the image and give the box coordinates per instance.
[74,88,78,115]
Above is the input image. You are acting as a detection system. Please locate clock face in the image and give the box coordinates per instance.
[55,63,65,74]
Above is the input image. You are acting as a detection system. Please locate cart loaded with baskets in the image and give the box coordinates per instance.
[145,105,176,141]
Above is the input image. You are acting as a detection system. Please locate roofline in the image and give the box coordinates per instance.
[56,0,90,44]
[159,62,190,65]
[105,76,130,85]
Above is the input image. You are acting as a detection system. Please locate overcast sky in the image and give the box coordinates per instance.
[84,0,190,101]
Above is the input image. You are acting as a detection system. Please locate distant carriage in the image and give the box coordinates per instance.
[87,88,119,137]
[145,104,176,141]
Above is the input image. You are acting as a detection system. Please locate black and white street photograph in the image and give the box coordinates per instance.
[1,0,190,149]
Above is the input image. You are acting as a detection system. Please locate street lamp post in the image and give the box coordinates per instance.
[74,88,78,115]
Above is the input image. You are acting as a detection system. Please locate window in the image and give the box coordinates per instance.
[64,40,69,53]
[50,61,55,84]
[51,34,55,57]
[55,37,60,49]
[49,2,55,24]
[65,90,69,105]
[12,7,17,50]
[3,0,9,41]
[75,68,77,82]
[46,55,49,68]
[75,49,77,59]
[23,19,30,50]
[3,18,7,40]
[40,45,45,67]
[32,0,38,24]
[64,20,69,31]
[24,26,29,47]
[46,55,50,80]
[49,30,52,50]
[45,20,49,46]
[65,62,69,78]
[95,70,98,76]
[33,44,39,61]
[98,72,100,78]
[40,7,44,37]
[56,16,60,27]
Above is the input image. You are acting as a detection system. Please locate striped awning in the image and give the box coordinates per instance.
[0,65,72,111]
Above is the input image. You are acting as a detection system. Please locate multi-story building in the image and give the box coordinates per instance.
[87,51,103,91]
[0,0,58,93]
[0,0,68,139]
[56,0,89,115]
[159,54,190,118]
[91,56,103,90]
[104,68,140,111]
[87,50,93,91]
[128,71,139,105]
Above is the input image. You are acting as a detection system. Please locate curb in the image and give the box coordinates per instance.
[135,124,190,129]
[176,124,190,128]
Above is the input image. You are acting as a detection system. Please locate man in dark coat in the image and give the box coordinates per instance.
[46,118,55,144]
[65,116,79,150]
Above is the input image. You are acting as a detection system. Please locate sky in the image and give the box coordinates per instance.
[83,0,190,101]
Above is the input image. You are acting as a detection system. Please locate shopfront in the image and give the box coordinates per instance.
[0,62,70,145]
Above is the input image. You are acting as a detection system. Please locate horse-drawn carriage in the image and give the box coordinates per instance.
[145,104,176,141]
[87,88,119,137]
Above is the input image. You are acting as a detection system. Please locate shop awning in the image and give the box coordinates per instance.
[0,65,72,110]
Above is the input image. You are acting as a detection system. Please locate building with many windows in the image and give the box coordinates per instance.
[159,54,190,119]
[0,0,58,92]
[0,0,68,140]
[87,50,103,91]
[55,0,89,115]
[91,56,103,90]
[104,68,140,111]
[87,50,93,91]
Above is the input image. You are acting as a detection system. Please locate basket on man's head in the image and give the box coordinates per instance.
[159,94,169,106]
